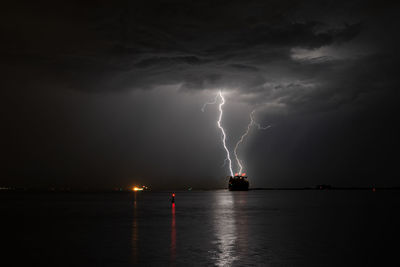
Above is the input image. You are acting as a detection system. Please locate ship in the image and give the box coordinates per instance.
[228,174,249,191]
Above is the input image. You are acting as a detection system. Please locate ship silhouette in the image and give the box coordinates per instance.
[228,174,249,191]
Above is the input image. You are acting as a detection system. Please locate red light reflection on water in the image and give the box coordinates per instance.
[171,203,176,263]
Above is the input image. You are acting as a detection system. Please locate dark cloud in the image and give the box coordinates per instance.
[1,0,399,189]
[0,0,367,93]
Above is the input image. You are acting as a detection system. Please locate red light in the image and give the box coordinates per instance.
[242,173,246,176]
[235,173,238,176]
[172,193,175,197]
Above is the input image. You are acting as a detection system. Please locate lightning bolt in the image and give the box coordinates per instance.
[217,91,234,177]
[202,91,270,177]
[234,109,271,174]
[201,94,219,112]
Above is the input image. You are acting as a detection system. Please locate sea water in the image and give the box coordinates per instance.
[2,190,399,266]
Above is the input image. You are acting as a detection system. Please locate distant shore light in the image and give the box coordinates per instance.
[133,186,143,191]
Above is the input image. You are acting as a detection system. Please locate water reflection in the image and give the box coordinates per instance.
[234,192,249,259]
[211,192,250,266]
[132,192,139,264]
[171,203,176,264]
[212,192,238,266]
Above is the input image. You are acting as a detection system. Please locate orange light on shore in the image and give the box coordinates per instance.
[133,186,143,191]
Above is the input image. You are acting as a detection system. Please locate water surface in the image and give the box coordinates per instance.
[2,190,399,266]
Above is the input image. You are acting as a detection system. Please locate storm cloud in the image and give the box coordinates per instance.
[1,0,399,189]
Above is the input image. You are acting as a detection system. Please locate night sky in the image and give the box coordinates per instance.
[1,0,399,190]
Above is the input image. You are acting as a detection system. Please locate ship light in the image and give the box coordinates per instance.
[133,186,143,191]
